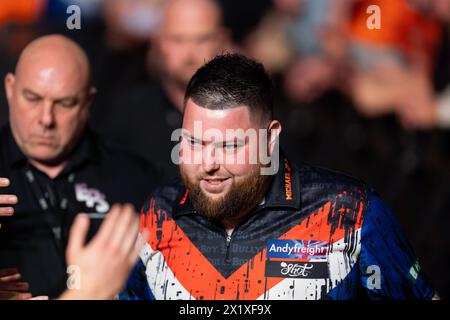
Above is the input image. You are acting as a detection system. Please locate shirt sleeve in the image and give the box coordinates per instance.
[358,192,438,299]
[119,257,155,300]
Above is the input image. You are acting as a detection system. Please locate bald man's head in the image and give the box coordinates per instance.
[15,34,92,90]
[156,0,229,89]
[5,34,96,167]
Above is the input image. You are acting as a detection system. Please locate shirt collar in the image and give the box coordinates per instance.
[173,156,301,218]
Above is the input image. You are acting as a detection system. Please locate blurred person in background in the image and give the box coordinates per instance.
[392,0,450,130]
[253,0,449,298]
[0,0,165,133]
[0,34,159,298]
[280,0,351,104]
[389,0,450,299]
[82,0,165,129]
[0,0,46,26]
[348,0,442,118]
[94,0,231,183]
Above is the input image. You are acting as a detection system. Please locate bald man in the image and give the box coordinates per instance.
[92,0,231,184]
[0,35,159,298]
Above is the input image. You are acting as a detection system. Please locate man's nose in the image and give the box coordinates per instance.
[38,101,55,128]
[202,144,220,173]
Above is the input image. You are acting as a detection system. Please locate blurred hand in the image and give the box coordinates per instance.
[395,72,437,130]
[59,204,141,300]
[350,60,410,117]
[0,268,33,300]
[284,56,336,104]
[273,0,302,16]
[0,178,18,229]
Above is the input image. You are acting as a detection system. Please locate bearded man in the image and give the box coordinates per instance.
[121,53,437,300]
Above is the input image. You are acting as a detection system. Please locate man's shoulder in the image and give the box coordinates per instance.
[93,132,160,175]
[297,163,368,189]
[115,81,171,111]
[140,182,185,215]
[0,124,23,172]
[81,132,162,198]
[295,162,372,205]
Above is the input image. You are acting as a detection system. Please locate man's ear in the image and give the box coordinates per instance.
[85,86,97,106]
[4,73,16,106]
[267,120,282,157]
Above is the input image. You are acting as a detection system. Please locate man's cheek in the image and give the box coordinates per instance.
[232,146,254,166]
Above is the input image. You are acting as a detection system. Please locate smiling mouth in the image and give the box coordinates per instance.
[203,178,229,184]
[201,177,231,193]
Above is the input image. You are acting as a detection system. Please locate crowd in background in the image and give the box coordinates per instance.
[1,0,450,298]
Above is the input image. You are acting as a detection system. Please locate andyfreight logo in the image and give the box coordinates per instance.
[267,239,328,260]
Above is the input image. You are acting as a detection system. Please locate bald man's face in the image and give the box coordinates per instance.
[157,0,228,88]
[5,56,94,165]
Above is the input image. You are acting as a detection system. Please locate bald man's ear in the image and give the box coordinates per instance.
[85,86,97,106]
[4,73,15,104]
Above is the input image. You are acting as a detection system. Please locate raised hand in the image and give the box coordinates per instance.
[0,178,18,229]
[59,204,142,300]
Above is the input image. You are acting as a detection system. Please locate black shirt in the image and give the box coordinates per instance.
[0,124,159,298]
[89,81,182,184]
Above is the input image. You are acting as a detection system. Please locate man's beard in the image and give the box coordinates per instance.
[180,167,271,225]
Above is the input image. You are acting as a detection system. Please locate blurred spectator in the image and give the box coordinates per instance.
[241,2,295,75]
[394,0,450,129]
[270,0,450,299]
[83,0,166,129]
[349,0,442,118]
[217,0,272,45]
[0,0,46,26]
[280,0,352,104]
[92,0,231,183]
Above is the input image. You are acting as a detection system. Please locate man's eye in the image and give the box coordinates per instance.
[224,143,241,151]
[24,95,40,102]
[57,99,77,108]
[189,139,201,146]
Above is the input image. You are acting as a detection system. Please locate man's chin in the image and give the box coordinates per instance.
[27,150,65,166]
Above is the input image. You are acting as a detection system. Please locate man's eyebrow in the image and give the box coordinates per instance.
[22,88,79,103]
[22,88,42,98]
[53,96,79,104]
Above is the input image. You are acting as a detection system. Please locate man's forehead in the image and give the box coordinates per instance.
[16,64,86,95]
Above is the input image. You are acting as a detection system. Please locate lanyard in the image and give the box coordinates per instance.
[23,165,75,251]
